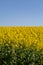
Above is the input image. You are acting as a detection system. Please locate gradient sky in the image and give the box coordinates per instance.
[0,0,43,26]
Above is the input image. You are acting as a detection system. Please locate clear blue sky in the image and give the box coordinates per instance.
[0,0,43,26]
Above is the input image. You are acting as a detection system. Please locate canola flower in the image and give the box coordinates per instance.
[0,26,43,65]
[0,26,43,50]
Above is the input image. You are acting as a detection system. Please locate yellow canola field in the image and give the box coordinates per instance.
[0,26,43,50]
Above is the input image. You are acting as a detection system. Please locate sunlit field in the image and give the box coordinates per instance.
[0,26,43,65]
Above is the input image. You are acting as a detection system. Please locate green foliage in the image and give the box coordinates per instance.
[0,41,43,65]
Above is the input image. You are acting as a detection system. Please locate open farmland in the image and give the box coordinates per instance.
[0,26,43,65]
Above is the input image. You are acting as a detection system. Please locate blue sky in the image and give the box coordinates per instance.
[0,0,43,26]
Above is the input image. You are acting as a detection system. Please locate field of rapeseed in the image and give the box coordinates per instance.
[0,26,43,65]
